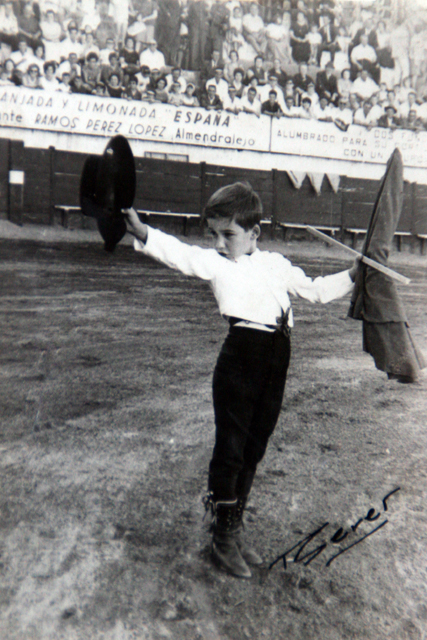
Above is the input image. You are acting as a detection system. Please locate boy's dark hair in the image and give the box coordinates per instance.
[204,182,263,230]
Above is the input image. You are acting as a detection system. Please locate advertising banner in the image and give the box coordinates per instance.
[0,87,270,152]
[270,117,427,170]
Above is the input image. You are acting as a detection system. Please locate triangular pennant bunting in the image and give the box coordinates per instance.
[326,174,340,193]
[307,172,325,195]
[287,171,306,189]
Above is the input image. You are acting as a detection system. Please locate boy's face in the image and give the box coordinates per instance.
[207,218,259,260]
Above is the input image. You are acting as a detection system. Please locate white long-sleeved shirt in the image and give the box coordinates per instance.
[134,227,354,327]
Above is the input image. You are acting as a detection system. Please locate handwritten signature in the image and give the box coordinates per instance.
[269,487,400,571]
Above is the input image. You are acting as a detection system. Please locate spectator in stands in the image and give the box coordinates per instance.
[96,0,118,49]
[400,90,419,119]
[18,3,41,50]
[375,20,394,79]
[317,13,338,67]
[386,88,399,112]
[40,60,59,91]
[181,82,200,107]
[57,70,73,93]
[57,52,82,83]
[100,51,123,86]
[333,96,353,129]
[283,77,295,100]
[99,37,117,65]
[337,68,352,101]
[298,95,314,119]
[139,39,166,71]
[270,57,288,89]
[224,50,240,83]
[147,67,163,91]
[156,0,182,66]
[81,30,100,61]
[349,92,360,113]
[168,81,184,105]
[1,58,17,85]
[261,89,283,117]
[353,98,377,128]
[231,67,245,98]
[304,80,319,107]
[265,13,292,66]
[40,9,62,64]
[401,109,425,132]
[316,62,338,105]
[142,87,157,102]
[352,69,379,102]
[105,72,123,97]
[0,1,19,49]
[200,83,223,110]
[241,85,261,116]
[201,48,222,83]
[93,82,107,96]
[351,33,378,81]
[260,73,286,110]
[205,66,229,102]
[242,3,267,57]
[153,75,168,102]
[307,22,321,66]
[59,21,83,61]
[293,62,314,105]
[290,11,310,64]
[0,62,15,86]
[135,64,151,91]
[332,24,351,72]
[229,5,243,36]
[223,85,242,114]
[207,0,229,62]
[165,66,186,93]
[22,63,42,89]
[120,36,140,72]
[81,52,100,92]
[246,55,268,86]
[282,94,298,117]
[369,93,383,122]
[242,75,261,100]
[312,96,333,121]
[10,38,37,76]
[0,39,13,68]
[128,0,158,51]
[122,75,142,100]
[377,104,401,129]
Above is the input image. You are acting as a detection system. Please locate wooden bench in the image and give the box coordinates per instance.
[54,205,84,229]
[346,227,414,252]
[417,234,427,256]
[278,222,340,242]
[137,210,200,236]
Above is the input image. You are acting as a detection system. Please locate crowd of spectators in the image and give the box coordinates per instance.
[1,0,427,131]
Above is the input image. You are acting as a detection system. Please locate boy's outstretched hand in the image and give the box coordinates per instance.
[122,208,148,244]
[348,257,361,282]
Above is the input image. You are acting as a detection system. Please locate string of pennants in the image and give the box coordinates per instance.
[287,171,340,195]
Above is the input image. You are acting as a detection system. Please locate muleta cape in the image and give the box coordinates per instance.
[348,148,425,382]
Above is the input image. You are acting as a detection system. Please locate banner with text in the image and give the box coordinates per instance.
[0,87,270,152]
[271,117,427,169]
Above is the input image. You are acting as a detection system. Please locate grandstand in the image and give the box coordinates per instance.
[1,0,427,247]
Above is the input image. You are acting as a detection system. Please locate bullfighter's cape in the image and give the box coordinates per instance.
[348,148,426,382]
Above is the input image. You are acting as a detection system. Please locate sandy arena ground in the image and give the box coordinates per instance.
[1,220,427,640]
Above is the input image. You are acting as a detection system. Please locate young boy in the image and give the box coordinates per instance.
[123,183,357,579]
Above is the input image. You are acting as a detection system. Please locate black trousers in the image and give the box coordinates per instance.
[209,326,291,501]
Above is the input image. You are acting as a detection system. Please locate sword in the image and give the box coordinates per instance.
[306,226,411,285]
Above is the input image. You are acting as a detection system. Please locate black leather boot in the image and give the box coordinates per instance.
[235,497,263,566]
[205,497,252,579]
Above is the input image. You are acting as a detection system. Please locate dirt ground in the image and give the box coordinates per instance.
[1,221,427,640]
